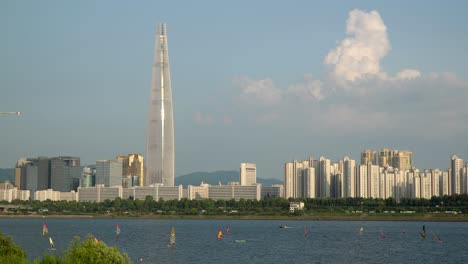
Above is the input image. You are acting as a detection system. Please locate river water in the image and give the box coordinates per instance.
[1,218,467,263]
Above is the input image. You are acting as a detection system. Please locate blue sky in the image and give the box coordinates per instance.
[1,1,468,180]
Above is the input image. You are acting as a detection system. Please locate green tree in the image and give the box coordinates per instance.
[0,232,28,264]
[62,235,130,264]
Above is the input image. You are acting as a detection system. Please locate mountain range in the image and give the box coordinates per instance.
[175,170,283,187]
[0,168,283,187]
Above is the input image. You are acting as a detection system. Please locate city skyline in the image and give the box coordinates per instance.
[1,1,468,180]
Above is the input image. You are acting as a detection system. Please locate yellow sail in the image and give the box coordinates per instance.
[49,237,54,248]
[359,227,364,234]
[217,230,223,240]
[169,227,176,246]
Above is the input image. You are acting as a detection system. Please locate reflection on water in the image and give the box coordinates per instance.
[1,218,467,263]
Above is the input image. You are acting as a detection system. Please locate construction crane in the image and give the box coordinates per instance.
[0,112,21,115]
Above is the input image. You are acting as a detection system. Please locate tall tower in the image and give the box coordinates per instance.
[146,23,175,187]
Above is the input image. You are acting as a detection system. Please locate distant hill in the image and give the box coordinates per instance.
[0,168,15,183]
[175,170,283,187]
[0,168,283,187]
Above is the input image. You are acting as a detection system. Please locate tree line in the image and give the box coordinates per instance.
[2,194,468,215]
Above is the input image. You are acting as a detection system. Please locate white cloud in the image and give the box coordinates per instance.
[395,69,421,80]
[193,112,214,125]
[237,77,282,105]
[233,8,468,138]
[324,9,390,83]
[287,75,324,101]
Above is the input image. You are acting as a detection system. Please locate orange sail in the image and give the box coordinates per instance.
[217,230,223,240]
[42,223,48,236]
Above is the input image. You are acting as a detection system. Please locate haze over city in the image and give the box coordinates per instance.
[1,1,468,180]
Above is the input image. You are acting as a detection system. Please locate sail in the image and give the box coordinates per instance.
[420,225,426,238]
[359,227,364,234]
[226,225,230,234]
[49,237,54,248]
[43,223,48,236]
[303,226,308,238]
[169,227,176,246]
[217,230,223,240]
[116,224,121,237]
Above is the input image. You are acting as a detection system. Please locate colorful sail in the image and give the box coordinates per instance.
[420,225,426,238]
[359,227,364,234]
[116,224,121,237]
[49,237,55,249]
[42,223,48,236]
[169,227,176,246]
[226,225,230,234]
[217,230,223,240]
[303,226,308,238]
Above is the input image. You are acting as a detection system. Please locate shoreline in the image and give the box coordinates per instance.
[1,214,467,222]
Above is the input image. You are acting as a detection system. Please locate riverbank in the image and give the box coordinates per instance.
[1,213,467,222]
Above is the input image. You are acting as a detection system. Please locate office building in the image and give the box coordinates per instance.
[96,160,123,187]
[50,156,81,192]
[240,163,256,185]
[117,154,145,187]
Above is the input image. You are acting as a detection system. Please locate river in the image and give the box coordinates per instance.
[1,218,467,263]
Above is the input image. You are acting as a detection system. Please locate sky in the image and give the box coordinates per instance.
[1,1,468,180]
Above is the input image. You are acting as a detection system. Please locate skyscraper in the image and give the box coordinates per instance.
[96,160,123,187]
[50,156,81,192]
[361,150,377,165]
[240,163,256,186]
[146,23,175,187]
[451,155,463,194]
[343,156,356,198]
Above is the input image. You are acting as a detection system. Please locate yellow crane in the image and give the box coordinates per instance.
[0,112,21,115]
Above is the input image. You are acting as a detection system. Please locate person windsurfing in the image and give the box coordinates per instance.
[420,225,426,239]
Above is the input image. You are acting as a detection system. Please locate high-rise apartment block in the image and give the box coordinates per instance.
[361,150,377,165]
[393,150,413,170]
[451,155,464,194]
[343,156,356,197]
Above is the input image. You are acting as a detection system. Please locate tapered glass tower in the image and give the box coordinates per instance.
[146,23,174,186]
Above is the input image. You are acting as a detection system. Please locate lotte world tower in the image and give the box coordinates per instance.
[146,23,175,187]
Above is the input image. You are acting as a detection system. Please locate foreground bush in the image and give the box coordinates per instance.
[61,235,131,264]
[0,232,28,264]
[0,232,131,264]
